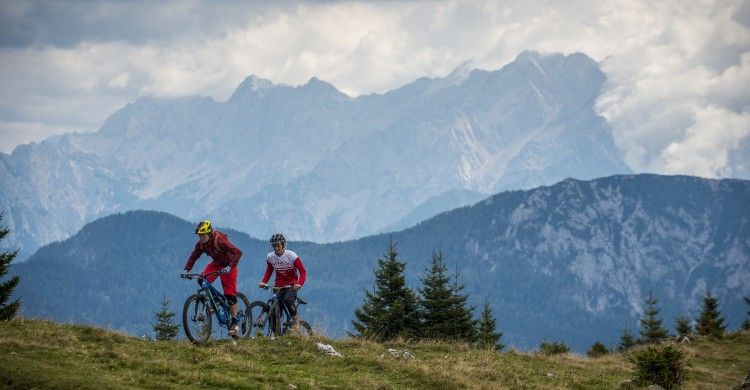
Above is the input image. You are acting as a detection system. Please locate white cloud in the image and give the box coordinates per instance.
[660,106,750,178]
[107,72,131,89]
[0,0,748,178]
[0,121,81,154]
[596,2,750,177]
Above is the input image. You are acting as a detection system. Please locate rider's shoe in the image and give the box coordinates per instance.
[229,317,240,338]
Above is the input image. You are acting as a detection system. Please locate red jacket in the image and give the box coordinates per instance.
[184,231,242,271]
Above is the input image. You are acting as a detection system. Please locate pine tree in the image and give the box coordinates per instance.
[674,315,692,340]
[618,328,637,352]
[695,292,726,338]
[151,294,179,341]
[587,341,609,358]
[446,267,477,343]
[0,213,20,321]
[639,293,669,343]
[741,297,750,331]
[476,302,504,351]
[417,249,454,340]
[352,239,420,341]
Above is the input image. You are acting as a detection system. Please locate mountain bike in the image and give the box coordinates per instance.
[248,285,313,339]
[180,271,251,343]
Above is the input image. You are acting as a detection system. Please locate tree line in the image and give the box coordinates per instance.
[612,291,736,353]
[346,237,750,357]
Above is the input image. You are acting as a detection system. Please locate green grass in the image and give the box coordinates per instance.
[1,318,748,389]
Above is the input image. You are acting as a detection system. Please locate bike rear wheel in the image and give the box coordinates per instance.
[247,301,270,338]
[233,292,252,339]
[183,293,212,344]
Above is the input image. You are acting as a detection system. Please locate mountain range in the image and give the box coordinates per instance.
[10,174,749,352]
[0,51,630,259]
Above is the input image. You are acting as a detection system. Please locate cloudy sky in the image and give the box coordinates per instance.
[1,0,748,178]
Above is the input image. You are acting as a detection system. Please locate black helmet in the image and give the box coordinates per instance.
[270,233,286,246]
[195,220,212,234]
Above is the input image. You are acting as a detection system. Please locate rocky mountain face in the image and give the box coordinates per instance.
[10,174,749,352]
[1,51,630,259]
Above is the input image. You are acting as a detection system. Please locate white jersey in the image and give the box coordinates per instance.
[263,249,306,287]
[266,250,299,272]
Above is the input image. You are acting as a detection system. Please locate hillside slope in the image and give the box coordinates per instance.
[1,319,748,389]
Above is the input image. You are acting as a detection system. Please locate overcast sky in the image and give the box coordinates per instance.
[1,0,748,178]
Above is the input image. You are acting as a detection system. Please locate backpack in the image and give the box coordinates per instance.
[201,230,228,254]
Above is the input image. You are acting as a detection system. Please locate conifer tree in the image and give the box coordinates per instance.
[587,341,609,358]
[695,292,726,338]
[152,294,179,340]
[639,293,669,343]
[417,249,454,340]
[618,328,637,352]
[674,315,692,340]
[352,239,420,341]
[446,267,477,342]
[742,297,750,331]
[476,302,504,351]
[0,213,20,321]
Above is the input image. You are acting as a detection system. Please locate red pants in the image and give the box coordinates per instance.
[201,261,238,296]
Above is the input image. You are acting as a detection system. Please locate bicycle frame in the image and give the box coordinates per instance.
[185,272,244,329]
[269,288,294,328]
[199,278,231,326]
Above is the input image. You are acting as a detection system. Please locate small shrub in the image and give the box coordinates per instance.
[674,315,692,338]
[539,341,569,355]
[627,344,687,389]
[151,295,179,341]
[587,341,609,358]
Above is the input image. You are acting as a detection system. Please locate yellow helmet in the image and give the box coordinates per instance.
[194,220,213,234]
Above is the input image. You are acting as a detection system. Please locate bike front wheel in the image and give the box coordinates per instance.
[269,301,282,338]
[183,293,212,344]
[247,300,270,338]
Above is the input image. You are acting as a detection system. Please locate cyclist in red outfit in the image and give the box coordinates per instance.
[182,220,243,336]
[258,233,307,323]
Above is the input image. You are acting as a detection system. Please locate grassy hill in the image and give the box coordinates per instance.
[1,319,748,389]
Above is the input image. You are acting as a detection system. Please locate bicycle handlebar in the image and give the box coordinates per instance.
[180,270,225,280]
[259,284,293,291]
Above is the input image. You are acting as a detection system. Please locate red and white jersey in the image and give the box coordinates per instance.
[261,249,307,287]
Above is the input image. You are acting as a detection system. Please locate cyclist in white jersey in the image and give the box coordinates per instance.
[259,233,307,322]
